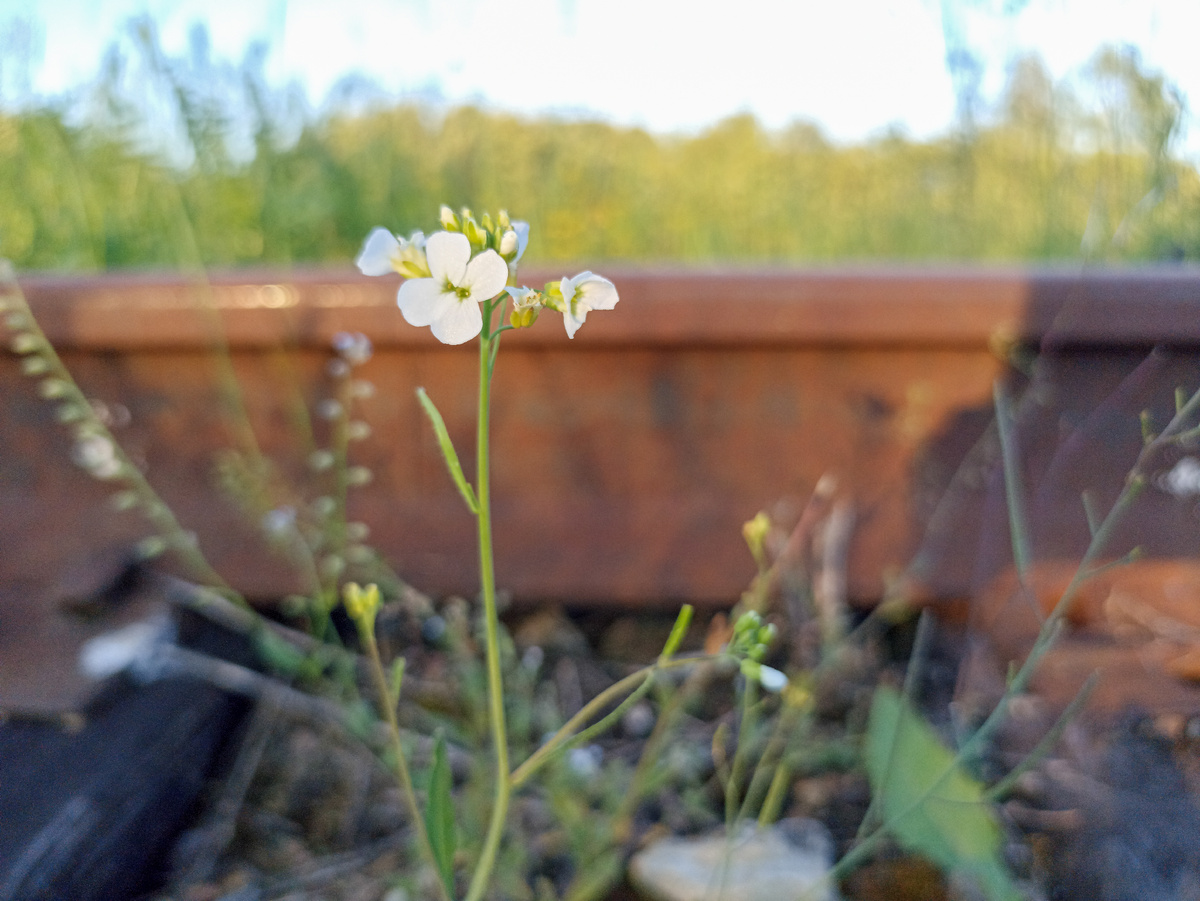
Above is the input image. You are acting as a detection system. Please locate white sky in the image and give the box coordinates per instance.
[5,0,1200,149]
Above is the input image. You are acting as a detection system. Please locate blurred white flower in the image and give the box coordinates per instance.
[356,228,429,279]
[72,434,121,479]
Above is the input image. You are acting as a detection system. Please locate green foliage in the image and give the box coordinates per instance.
[1,24,1197,270]
[864,685,1022,901]
[425,733,457,899]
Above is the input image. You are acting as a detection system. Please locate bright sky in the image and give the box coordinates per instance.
[6,0,1200,149]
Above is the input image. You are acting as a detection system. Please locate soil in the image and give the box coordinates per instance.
[135,594,1200,901]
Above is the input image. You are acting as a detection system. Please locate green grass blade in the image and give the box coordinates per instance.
[424,733,456,898]
[417,387,479,514]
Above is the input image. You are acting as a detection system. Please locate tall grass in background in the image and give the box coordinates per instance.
[0,16,1197,270]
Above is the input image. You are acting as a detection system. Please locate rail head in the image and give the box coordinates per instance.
[14,265,1200,351]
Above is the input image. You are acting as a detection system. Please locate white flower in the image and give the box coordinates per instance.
[499,220,530,262]
[72,434,121,479]
[757,665,789,693]
[508,286,540,312]
[507,286,543,328]
[356,228,429,279]
[396,232,509,345]
[560,271,619,338]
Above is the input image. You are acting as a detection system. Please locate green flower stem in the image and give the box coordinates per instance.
[464,305,511,901]
[725,679,759,828]
[359,624,453,901]
[510,654,707,789]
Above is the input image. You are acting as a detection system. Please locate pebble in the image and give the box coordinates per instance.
[629,818,839,901]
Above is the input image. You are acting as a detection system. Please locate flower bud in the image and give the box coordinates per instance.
[320,554,345,579]
[742,511,770,569]
[11,333,40,354]
[497,209,511,230]
[308,450,335,471]
[39,378,69,399]
[110,490,140,511]
[342,581,381,632]
[20,356,49,375]
[757,665,788,692]
[463,217,487,250]
[317,399,343,420]
[136,536,168,559]
[499,229,519,257]
[440,205,460,231]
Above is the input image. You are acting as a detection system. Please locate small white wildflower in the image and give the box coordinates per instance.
[262,506,297,536]
[317,399,343,420]
[757,665,789,693]
[72,435,121,479]
[332,331,373,365]
[394,231,508,345]
[558,272,619,338]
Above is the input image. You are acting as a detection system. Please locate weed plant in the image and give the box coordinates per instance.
[8,195,1200,900]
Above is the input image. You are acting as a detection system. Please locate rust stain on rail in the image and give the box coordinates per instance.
[7,266,1200,693]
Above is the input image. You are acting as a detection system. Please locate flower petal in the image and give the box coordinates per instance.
[426,231,471,285]
[397,278,450,327]
[356,228,401,276]
[462,249,509,302]
[431,298,484,345]
[512,221,530,262]
[563,307,587,339]
[577,273,619,311]
[559,273,578,308]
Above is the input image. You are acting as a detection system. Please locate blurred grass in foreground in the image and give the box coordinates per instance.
[1,17,1197,270]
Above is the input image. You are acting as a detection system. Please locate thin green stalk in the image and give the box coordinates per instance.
[359,626,453,901]
[740,692,807,825]
[511,654,706,789]
[725,679,759,828]
[465,305,511,901]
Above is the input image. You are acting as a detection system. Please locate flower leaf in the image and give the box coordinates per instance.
[424,732,456,898]
[864,685,1022,901]
[416,388,479,514]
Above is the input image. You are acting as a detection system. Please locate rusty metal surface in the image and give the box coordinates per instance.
[8,267,1200,710]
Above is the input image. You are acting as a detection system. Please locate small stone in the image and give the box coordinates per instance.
[629,819,839,901]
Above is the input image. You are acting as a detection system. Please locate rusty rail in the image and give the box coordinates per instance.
[7,266,1200,617]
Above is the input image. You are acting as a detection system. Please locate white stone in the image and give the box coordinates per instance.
[629,819,839,901]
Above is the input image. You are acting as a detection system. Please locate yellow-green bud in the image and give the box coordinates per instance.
[463,217,486,250]
[497,209,511,230]
[481,212,494,232]
[439,205,460,231]
[10,333,40,354]
[742,511,770,570]
[510,306,539,329]
[342,582,382,633]
[39,378,68,399]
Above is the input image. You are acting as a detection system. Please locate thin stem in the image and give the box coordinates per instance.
[360,628,453,901]
[725,679,759,828]
[511,654,706,789]
[464,306,511,901]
